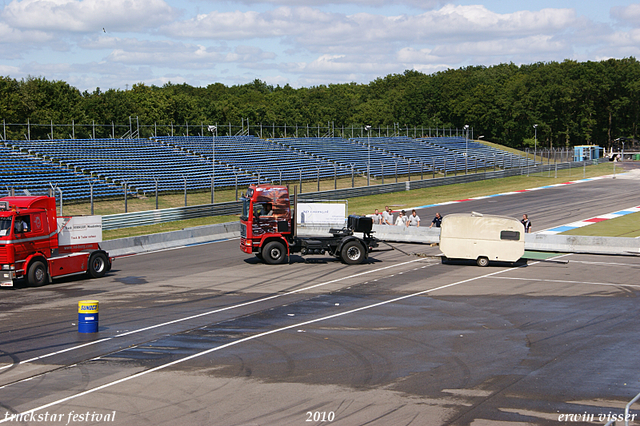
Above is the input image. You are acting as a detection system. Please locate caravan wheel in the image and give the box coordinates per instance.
[476,256,489,267]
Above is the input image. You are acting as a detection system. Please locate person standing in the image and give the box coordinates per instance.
[395,210,407,226]
[521,214,532,233]
[381,206,393,225]
[372,209,382,225]
[430,212,442,228]
[407,209,420,227]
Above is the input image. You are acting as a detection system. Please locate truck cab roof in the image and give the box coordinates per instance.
[0,196,56,214]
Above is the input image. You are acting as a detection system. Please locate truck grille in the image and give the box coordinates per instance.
[0,246,8,264]
[240,223,246,238]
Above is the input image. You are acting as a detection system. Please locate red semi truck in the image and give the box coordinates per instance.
[0,196,112,287]
[239,184,378,264]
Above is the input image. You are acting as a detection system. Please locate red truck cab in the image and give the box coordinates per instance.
[239,185,292,258]
[0,196,112,287]
[240,184,378,265]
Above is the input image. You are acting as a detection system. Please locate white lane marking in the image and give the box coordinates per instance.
[0,264,519,421]
[493,276,640,289]
[0,258,427,371]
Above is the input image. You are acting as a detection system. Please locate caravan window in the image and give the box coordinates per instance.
[500,230,520,241]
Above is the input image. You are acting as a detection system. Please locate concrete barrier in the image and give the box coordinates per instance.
[101,221,639,258]
[524,233,640,255]
[101,222,241,257]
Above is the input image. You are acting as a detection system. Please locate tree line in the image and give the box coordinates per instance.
[1,57,638,149]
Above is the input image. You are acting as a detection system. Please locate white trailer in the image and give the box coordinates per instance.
[439,212,525,266]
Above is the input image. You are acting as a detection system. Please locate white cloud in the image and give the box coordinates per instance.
[90,38,276,69]
[232,0,441,8]
[2,0,176,32]
[611,4,640,27]
[0,64,21,74]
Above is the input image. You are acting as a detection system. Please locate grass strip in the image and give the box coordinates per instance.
[561,212,640,238]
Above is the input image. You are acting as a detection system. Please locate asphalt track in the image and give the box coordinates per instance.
[2,171,640,426]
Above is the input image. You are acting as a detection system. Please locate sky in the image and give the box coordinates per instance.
[1,0,640,92]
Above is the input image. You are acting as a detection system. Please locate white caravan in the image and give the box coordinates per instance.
[439,212,525,266]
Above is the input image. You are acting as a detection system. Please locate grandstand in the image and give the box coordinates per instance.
[153,135,352,183]
[1,135,532,203]
[0,144,122,200]
[422,137,532,169]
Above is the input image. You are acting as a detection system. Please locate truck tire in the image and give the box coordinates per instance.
[262,241,286,265]
[27,260,47,287]
[88,252,109,278]
[476,256,489,267]
[341,240,365,265]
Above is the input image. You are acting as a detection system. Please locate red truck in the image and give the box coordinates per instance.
[239,184,378,264]
[0,196,112,287]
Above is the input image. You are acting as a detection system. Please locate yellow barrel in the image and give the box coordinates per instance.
[78,300,99,333]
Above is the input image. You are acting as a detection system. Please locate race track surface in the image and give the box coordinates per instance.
[2,171,640,426]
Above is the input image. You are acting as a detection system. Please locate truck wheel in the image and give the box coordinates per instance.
[341,240,365,265]
[88,252,108,278]
[262,241,286,265]
[476,256,489,267]
[27,260,47,287]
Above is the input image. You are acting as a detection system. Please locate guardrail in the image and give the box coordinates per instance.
[103,201,242,230]
[102,159,609,230]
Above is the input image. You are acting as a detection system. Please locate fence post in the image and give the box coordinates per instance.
[350,164,354,188]
[381,163,384,184]
[233,172,238,201]
[407,160,411,181]
[444,157,447,177]
[154,178,159,209]
[395,161,398,183]
[334,165,337,189]
[432,158,435,179]
[299,168,303,192]
[57,186,63,216]
[317,166,320,191]
[183,175,187,206]
[88,180,94,215]
[124,182,128,213]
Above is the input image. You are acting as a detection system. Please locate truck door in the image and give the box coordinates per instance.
[252,187,291,237]
[13,215,34,264]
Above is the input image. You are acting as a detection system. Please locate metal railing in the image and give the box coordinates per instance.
[102,159,607,230]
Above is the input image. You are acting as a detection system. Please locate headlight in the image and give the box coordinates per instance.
[2,264,14,271]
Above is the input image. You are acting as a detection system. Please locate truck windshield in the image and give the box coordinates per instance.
[240,197,250,220]
[0,217,11,237]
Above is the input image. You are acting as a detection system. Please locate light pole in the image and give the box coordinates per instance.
[533,124,538,163]
[463,124,469,174]
[208,125,217,203]
[365,125,372,185]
